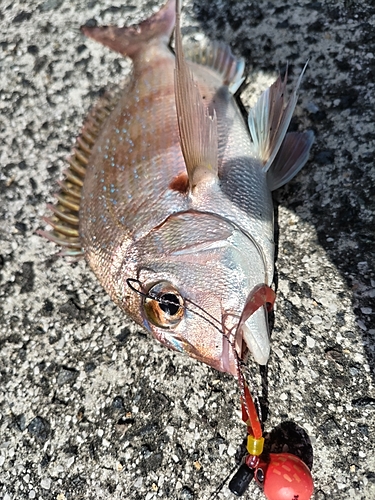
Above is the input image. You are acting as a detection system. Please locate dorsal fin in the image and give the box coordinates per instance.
[174,0,218,191]
[37,86,123,258]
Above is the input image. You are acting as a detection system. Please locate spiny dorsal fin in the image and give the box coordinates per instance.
[174,0,218,191]
[38,86,122,258]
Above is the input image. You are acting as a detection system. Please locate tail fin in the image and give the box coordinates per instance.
[248,65,314,190]
[81,0,176,59]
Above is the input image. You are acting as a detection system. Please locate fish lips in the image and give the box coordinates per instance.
[239,306,271,366]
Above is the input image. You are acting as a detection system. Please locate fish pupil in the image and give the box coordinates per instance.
[159,293,180,316]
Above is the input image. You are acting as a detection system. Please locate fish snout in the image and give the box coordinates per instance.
[235,283,275,366]
[240,306,270,365]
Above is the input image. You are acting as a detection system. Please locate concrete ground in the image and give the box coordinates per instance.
[0,0,374,499]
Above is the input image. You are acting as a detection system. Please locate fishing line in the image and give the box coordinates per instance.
[127,277,251,388]
[127,278,257,403]
[208,464,239,500]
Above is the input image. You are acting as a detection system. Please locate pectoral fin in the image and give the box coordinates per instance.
[174,0,218,191]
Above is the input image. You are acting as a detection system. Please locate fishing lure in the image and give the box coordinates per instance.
[229,384,314,499]
[226,283,314,498]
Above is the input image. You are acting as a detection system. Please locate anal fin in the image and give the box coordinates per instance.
[267,130,314,190]
[247,64,313,189]
[184,40,245,93]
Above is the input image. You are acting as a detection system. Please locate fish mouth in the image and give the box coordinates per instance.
[220,309,270,376]
[223,283,276,373]
[220,312,247,376]
[239,307,270,365]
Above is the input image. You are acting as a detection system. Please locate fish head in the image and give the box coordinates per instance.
[123,212,271,376]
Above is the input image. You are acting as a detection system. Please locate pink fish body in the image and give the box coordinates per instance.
[40,0,313,377]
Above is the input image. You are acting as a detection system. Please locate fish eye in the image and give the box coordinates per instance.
[143,281,184,329]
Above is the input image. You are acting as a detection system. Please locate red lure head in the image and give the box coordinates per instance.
[255,453,314,500]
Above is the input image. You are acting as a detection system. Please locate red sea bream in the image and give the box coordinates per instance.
[40,0,313,377]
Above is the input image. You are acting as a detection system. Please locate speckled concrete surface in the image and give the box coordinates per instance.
[0,1,374,499]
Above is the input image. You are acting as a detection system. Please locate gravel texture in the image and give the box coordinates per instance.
[0,0,374,499]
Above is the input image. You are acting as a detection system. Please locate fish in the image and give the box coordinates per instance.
[39,0,313,378]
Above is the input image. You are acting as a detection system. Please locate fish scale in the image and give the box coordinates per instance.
[80,65,187,249]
